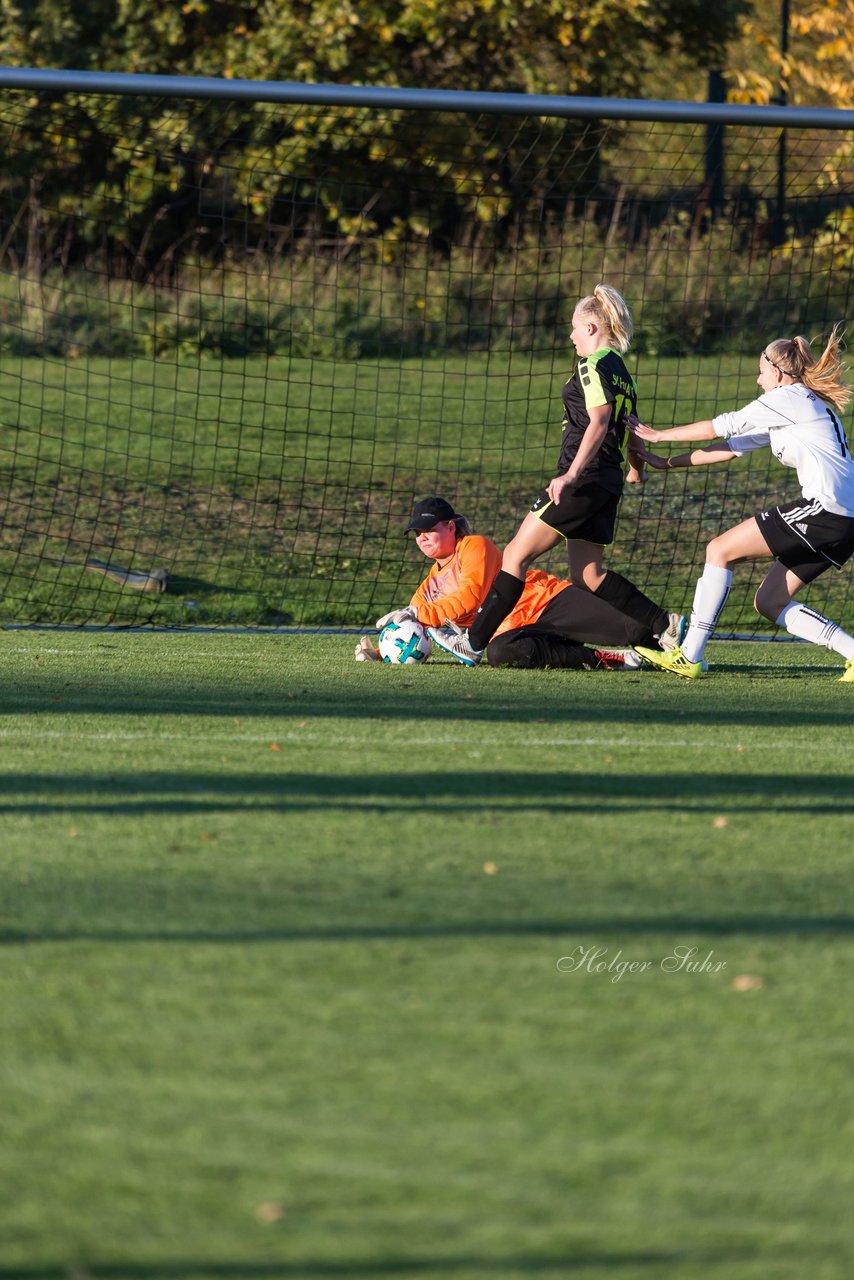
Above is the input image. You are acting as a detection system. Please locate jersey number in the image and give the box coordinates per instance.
[615,393,630,455]
[826,407,851,459]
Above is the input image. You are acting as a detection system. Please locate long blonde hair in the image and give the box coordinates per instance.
[576,284,633,353]
[765,324,850,411]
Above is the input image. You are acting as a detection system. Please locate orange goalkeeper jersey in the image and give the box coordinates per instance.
[409,534,569,632]
[494,567,570,637]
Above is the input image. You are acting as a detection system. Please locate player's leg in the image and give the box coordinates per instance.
[752,502,854,675]
[636,517,769,677]
[486,626,600,669]
[682,518,771,661]
[535,583,657,648]
[756,562,854,667]
[467,513,562,650]
[566,489,676,646]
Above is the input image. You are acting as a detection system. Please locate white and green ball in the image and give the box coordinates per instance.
[379,618,432,665]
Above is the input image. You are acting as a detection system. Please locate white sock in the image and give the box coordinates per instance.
[776,602,854,660]
[682,565,733,663]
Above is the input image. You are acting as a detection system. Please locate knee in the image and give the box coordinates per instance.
[577,565,605,592]
[754,583,782,622]
[502,540,531,577]
[753,588,770,620]
[486,632,532,668]
[705,535,731,566]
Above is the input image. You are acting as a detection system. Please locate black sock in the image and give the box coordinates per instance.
[592,570,668,637]
[469,570,525,649]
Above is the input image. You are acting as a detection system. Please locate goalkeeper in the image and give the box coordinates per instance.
[356,496,662,669]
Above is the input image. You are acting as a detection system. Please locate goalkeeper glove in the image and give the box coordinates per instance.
[374,605,417,630]
[354,636,380,662]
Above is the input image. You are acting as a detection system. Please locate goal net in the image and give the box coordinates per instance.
[0,74,852,633]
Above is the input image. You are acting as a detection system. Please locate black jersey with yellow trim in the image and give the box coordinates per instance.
[558,348,638,495]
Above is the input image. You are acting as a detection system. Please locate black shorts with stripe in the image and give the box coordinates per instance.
[758,498,854,582]
[530,481,621,546]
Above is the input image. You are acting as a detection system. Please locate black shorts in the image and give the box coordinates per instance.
[530,481,621,546]
[758,499,854,583]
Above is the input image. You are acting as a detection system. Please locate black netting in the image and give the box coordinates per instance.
[0,88,852,631]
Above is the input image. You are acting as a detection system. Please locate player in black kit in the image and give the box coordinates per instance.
[429,284,683,665]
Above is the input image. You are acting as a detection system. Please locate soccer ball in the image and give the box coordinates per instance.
[379,618,432,665]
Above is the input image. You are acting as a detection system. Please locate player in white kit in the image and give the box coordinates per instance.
[631,326,854,681]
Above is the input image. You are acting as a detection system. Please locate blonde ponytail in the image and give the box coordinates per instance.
[765,324,850,411]
[576,284,633,353]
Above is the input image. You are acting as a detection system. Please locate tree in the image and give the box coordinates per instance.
[728,0,854,111]
[726,0,853,258]
[2,0,750,97]
[0,0,753,274]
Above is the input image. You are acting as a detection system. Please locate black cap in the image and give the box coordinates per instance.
[404,496,464,533]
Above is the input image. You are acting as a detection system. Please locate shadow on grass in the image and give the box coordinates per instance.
[0,769,850,815]
[3,915,853,947]
[1,655,854,727]
[0,1249,756,1278]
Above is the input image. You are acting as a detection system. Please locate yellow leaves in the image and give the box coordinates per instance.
[339,212,379,237]
[733,0,854,109]
[811,206,854,269]
[776,207,854,270]
[816,38,849,62]
[727,69,778,106]
[408,216,432,239]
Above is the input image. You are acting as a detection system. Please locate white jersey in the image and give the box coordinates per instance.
[712,383,854,517]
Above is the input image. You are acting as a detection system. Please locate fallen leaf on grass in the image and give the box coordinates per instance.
[731,974,764,992]
[255,1201,286,1223]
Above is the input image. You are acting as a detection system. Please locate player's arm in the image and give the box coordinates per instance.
[631,438,737,470]
[410,538,501,627]
[633,419,717,444]
[626,443,645,484]
[546,403,611,503]
[624,412,645,484]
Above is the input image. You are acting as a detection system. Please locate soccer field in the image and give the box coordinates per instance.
[2,632,853,1280]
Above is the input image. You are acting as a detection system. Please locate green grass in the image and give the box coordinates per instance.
[5,350,847,631]
[2,632,853,1280]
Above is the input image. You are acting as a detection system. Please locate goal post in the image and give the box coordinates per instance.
[0,68,852,633]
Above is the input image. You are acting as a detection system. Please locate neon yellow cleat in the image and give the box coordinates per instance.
[839,660,854,683]
[635,644,703,680]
